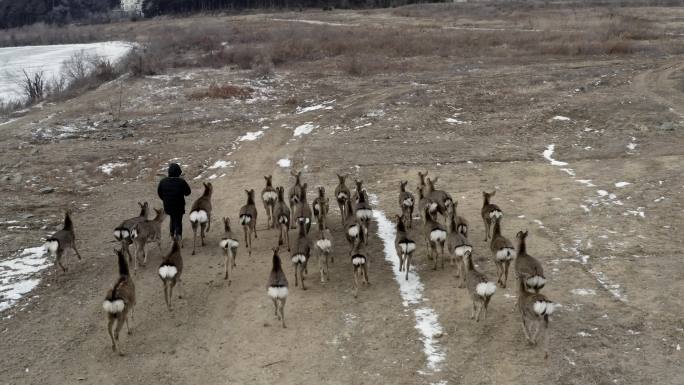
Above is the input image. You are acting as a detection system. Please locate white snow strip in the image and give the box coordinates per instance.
[0,246,51,312]
[98,162,127,175]
[273,18,359,27]
[552,115,571,121]
[238,131,264,141]
[614,182,631,188]
[543,144,569,166]
[296,100,335,114]
[371,194,446,374]
[277,158,291,168]
[293,122,318,137]
[445,117,467,124]
[577,179,596,187]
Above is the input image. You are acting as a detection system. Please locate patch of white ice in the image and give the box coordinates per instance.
[238,131,264,141]
[277,158,291,168]
[293,123,318,137]
[98,162,127,175]
[543,144,569,166]
[0,246,51,312]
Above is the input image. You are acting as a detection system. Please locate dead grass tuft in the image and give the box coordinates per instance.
[189,83,254,100]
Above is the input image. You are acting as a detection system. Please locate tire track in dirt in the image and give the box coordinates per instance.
[632,61,684,118]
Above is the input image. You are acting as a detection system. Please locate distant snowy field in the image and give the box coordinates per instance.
[0,42,133,103]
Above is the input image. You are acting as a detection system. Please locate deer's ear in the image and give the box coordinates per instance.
[491,190,496,197]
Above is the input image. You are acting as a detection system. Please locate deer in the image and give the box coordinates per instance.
[490,216,516,288]
[463,251,496,322]
[446,205,472,288]
[219,217,239,284]
[267,247,288,328]
[351,179,365,205]
[291,218,311,290]
[316,228,332,283]
[45,210,82,275]
[351,229,369,298]
[334,173,351,226]
[114,202,149,261]
[189,182,212,255]
[131,208,166,270]
[422,206,447,270]
[398,181,415,229]
[451,200,469,237]
[288,169,303,229]
[239,189,258,257]
[312,186,330,233]
[515,230,546,293]
[517,274,556,359]
[158,239,183,310]
[394,214,416,281]
[425,176,453,218]
[354,183,372,245]
[273,186,291,251]
[294,183,313,234]
[416,184,438,225]
[102,248,135,356]
[261,175,277,229]
[481,190,503,242]
[344,199,361,256]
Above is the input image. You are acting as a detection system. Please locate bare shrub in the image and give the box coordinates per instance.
[21,70,46,102]
[189,84,254,100]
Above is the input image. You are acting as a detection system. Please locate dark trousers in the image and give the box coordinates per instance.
[169,212,184,239]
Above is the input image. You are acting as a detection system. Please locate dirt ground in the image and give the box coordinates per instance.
[1,5,683,385]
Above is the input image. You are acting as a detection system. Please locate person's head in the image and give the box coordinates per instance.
[168,163,182,177]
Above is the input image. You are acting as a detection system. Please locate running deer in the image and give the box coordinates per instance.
[189,182,212,255]
[517,275,556,358]
[294,183,313,234]
[416,184,438,225]
[395,214,416,281]
[515,231,546,293]
[316,228,332,283]
[354,183,372,245]
[344,199,361,255]
[288,170,303,229]
[267,247,288,328]
[351,179,365,204]
[262,175,277,229]
[312,186,329,232]
[239,189,258,257]
[351,229,369,298]
[273,186,291,251]
[219,217,239,284]
[463,251,496,322]
[481,190,503,242]
[446,205,472,287]
[425,176,453,217]
[423,206,447,270]
[131,208,166,270]
[452,201,469,237]
[45,210,82,275]
[291,219,311,290]
[490,216,516,288]
[334,173,351,225]
[158,239,183,310]
[103,248,136,355]
[114,202,149,256]
[398,181,415,229]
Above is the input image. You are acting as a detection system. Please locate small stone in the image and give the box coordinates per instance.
[39,187,55,194]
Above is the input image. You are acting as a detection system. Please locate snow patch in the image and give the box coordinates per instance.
[238,131,264,141]
[293,123,318,137]
[552,115,571,121]
[277,158,291,168]
[98,162,127,175]
[0,247,51,312]
[296,100,334,114]
[571,288,596,296]
[614,182,631,188]
[208,160,233,169]
[543,144,569,166]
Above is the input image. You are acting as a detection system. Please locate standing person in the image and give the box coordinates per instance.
[158,163,191,242]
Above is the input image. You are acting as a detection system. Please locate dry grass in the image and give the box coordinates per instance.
[188,83,254,100]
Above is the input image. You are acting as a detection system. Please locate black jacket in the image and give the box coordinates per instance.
[157,163,191,215]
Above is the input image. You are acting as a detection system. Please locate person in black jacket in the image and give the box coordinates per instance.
[158,163,191,241]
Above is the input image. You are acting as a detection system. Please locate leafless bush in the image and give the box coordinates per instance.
[21,70,46,102]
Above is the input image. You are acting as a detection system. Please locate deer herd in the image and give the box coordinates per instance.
[44,169,556,358]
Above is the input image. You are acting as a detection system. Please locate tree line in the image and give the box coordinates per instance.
[0,0,436,29]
